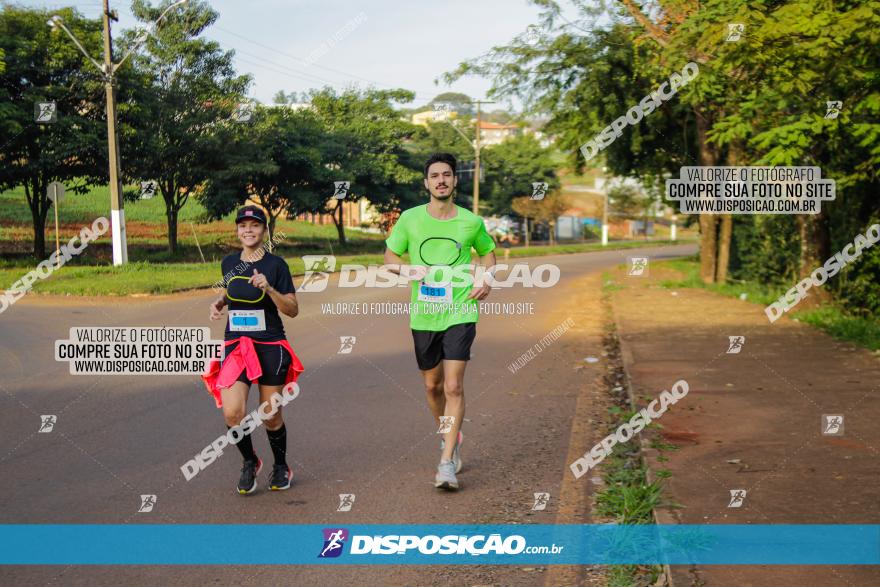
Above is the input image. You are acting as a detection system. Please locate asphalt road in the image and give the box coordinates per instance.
[0,244,696,586]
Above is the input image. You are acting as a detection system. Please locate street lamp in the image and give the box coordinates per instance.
[48,0,189,266]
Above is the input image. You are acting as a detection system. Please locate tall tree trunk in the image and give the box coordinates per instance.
[26,180,50,259]
[699,215,718,283]
[716,215,733,282]
[716,141,745,283]
[798,211,832,305]
[524,218,530,248]
[167,206,179,254]
[695,107,719,283]
[334,200,347,245]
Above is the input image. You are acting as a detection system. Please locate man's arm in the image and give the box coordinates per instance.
[383,248,426,281]
[467,250,497,300]
[383,247,404,273]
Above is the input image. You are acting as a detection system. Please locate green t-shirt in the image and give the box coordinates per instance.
[385,204,496,331]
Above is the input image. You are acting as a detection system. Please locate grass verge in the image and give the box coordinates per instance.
[657,257,880,351]
[1,240,694,296]
[598,274,666,587]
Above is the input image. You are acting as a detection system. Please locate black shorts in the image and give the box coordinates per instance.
[411,323,476,371]
[224,339,292,386]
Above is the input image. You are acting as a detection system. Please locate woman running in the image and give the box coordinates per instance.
[203,205,304,495]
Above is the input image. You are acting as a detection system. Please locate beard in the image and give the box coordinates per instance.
[432,189,453,200]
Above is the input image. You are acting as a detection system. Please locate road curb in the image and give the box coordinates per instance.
[608,283,680,587]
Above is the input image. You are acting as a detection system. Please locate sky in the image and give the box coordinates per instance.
[14,0,552,110]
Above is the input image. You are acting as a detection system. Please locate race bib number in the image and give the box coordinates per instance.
[228,309,266,332]
[417,281,452,303]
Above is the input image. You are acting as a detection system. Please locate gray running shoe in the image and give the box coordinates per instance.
[434,459,459,490]
[440,431,463,474]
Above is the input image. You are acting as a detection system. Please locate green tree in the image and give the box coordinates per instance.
[0,5,106,258]
[607,182,657,239]
[481,133,559,215]
[685,0,880,296]
[200,105,327,245]
[484,109,515,124]
[431,91,474,117]
[512,192,571,246]
[122,0,250,254]
[443,3,720,279]
[309,87,422,244]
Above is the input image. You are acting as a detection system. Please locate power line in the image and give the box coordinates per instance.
[232,54,435,104]
[212,25,439,101]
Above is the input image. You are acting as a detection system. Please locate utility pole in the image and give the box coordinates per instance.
[470,99,494,215]
[602,191,609,246]
[49,0,188,266]
[102,0,127,265]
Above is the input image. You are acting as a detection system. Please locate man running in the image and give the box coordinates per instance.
[383,152,496,491]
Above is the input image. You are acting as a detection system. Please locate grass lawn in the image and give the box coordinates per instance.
[1,182,696,295]
[0,240,694,296]
[0,184,386,263]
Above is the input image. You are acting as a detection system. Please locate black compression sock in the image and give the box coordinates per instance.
[266,424,287,466]
[228,426,257,462]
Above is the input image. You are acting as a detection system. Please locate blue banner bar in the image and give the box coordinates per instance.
[1,525,877,565]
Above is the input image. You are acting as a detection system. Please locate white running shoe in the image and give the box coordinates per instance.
[434,459,459,490]
[440,431,463,473]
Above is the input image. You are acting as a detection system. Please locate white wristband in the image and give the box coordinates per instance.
[483,271,495,285]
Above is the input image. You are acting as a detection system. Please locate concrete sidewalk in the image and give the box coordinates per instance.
[610,265,880,586]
